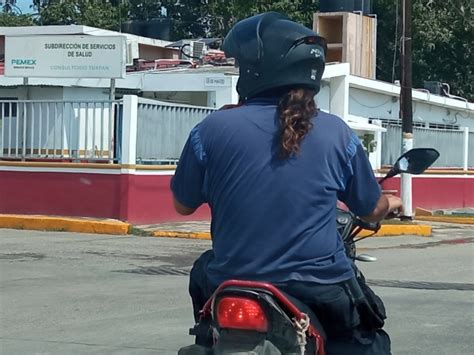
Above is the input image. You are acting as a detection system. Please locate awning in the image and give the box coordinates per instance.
[318,110,386,133]
[346,114,386,133]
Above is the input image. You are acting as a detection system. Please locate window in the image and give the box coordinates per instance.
[0,97,18,118]
[369,118,460,131]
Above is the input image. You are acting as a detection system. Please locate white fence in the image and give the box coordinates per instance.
[382,125,472,169]
[2,96,472,170]
[0,97,212,165]
[0,100,121,162]
[136,98,215,164]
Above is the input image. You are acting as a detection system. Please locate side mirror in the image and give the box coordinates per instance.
[380,148,440,183]
[394,148,440,175]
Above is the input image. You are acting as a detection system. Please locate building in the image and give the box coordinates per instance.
[1,25,473,224]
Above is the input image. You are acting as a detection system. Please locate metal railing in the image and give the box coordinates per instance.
[136,98,215,164]
[469,132,474,168]
[382,125,470,168]
[0,100,121,162]
[5,96,470,170]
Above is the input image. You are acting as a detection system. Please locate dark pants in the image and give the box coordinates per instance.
[189,250,391,355]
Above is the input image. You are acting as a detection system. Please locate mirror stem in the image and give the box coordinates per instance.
[378,175,389,185]
[378,169,396,186]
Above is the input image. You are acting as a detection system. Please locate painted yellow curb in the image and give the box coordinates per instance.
[0,215,130,235]
[151,224,432,240]
[415,216,474,225]
[359,224,432,237]
[152,231,211,240]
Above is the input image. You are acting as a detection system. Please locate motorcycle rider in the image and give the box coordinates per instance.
[171,12,402,354]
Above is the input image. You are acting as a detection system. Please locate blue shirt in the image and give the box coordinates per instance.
[171,97,381,287]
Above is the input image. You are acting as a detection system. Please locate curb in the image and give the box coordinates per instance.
[152,231,210,240]
[0,215,434,238]
[359,224,432,237]
[150,224,433,240]
[0,215,130,235]
[415,216,474,225]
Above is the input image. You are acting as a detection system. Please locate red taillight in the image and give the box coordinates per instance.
[216,297,268,332]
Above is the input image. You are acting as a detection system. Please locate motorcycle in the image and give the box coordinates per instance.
[179,148,440,355]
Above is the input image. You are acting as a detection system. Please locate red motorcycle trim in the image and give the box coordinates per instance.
[199,279,326,355]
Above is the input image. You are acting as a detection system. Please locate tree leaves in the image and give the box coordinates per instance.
[0,13,34,26]
[2,0,472,99]
[32,0,121,30]
[411,0,473,100]
[376,0,473,100]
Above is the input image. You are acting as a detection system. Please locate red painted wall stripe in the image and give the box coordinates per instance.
[382,177,474,209]
[1,170,471,224]
[0,171,122,218]
[0,171,210,224]
[119,173,210,224]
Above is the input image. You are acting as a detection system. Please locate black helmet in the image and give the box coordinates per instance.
[223,12,327,99]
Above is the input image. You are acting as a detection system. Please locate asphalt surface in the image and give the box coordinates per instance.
[0,224,473,354]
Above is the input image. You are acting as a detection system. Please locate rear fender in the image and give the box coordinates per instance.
[212,288,314,354]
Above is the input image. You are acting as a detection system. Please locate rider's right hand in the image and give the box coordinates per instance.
[385,194,403,214]
[382,194,403,219]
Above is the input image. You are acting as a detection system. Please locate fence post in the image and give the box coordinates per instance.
[372,119,383,170]
[463,127,469,171]
[121,95,138,167]
[0,103,3,158]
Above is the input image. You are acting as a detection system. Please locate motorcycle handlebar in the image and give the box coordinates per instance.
[355,218,380,232]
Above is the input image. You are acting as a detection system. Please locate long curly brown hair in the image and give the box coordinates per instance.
[277,88,317,159]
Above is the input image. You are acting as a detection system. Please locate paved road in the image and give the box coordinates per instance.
[0,225,473,354]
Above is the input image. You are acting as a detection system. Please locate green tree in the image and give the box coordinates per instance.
[32,0,121,30]
[123,1,318,40]
[373,0,399,83]
[0,13,34,26]
[19,0,473,99]
[125,0,166,21]
[177,0,318,39]
[375,0,473,100]
[0,0,34,26]
[411,1,473,100]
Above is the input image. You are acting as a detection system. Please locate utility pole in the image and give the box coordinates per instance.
[399,0,413,218]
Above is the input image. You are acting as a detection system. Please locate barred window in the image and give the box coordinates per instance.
[0,98,18,118]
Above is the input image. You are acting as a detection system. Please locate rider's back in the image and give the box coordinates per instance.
[172,97,379,288]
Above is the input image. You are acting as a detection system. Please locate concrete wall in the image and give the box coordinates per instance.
[0,86,64,101]
[140,72,238,108]
[316,82,331,112]
[31,87,64,100]
[0,86,27,100]
[349,88,473,130]
[62,87,109,101]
